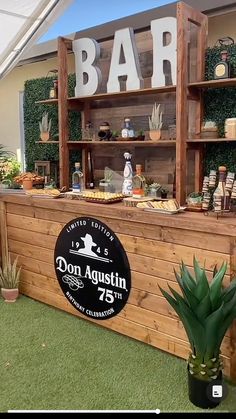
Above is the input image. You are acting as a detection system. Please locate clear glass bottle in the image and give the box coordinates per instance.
[121,118,134,138]
[72,162,84,193]
[213,166,230,212]
[132,164,146,198]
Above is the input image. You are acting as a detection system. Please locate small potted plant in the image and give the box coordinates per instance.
[160,187,168,199]
[136,129,145,141]
[159,258,236,409]
[99,170,114,192]
[39,111,52,142]
[148,182,162,197]
[0,253,21,302]
[148,102,163,141]
[200,120,218,139]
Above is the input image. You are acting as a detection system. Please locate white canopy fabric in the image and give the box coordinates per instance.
[0,0,73,80]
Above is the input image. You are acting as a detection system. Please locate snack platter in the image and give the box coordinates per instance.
[25,189,62,198]
[78,191,124,204]
[144,207,186,215]
[137,198,185,214]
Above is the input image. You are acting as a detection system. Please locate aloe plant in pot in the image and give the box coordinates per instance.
[160,258,236,409]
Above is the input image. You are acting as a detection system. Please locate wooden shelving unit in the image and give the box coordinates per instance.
[187,138,236,143]
[67,140,176,146]
[36,3,211,204]
[188,78,236,89]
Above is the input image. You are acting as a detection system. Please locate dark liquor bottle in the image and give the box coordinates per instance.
[213,166,230,212]
[86,150,94,189]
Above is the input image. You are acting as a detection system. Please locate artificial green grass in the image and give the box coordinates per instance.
[0,295,236,413]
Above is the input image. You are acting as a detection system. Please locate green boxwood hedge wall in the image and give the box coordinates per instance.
[204,44,236,174]
[24,74,81,175]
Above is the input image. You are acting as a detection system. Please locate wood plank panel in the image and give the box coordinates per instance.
[19,268,231,343]
[7,214,64,237]
[11,252,55,278]
[117,233,230,273]
[21,269,61,295]
[0,201,8,266]
[8,226,56,250]
[7,205,231,254]
[18,281,231,377]
[128,253,230,285]
[120,304,231,347]
[6,202,35,217]
[9,239,54,264]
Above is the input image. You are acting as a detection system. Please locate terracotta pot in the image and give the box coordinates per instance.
[22,179,33,190]
[1,288,19,302]
[149,129,161,141]
[40,131,50,142]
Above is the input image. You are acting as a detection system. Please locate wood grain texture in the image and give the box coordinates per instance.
[1,195,235,378]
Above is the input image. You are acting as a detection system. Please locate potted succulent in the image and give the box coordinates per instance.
[160,258,236,408]
[148,182,162,197]
[148,102,163,141]
[0,253,21,302]
[136,129,145,141]
[39,111,52,142]
[160,187,168,199]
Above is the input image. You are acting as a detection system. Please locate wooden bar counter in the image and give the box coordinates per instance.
[0,192,236,379]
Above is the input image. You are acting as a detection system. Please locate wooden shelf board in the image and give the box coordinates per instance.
[35,99,58,105]
[187,138,236,143]
[36,141,59,144]
[188,78,236,89]
[67,140,176,146]
[67,85,176,103]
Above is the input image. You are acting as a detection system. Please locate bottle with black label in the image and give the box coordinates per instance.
[213,166,230,212]
[86,150,94,189]
[72,162,84,193]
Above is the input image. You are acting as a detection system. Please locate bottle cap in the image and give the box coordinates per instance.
[218,166,226,171]
[75,162,80,167]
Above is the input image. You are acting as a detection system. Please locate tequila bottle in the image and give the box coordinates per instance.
[132,164,146,198]
[213,166,230,212]
[122,152,133,195]
[72,162,84,193]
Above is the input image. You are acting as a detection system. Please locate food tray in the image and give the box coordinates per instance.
[84,197,123,204]
[143,207,186,215]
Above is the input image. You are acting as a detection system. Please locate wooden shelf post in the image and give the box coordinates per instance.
[176,2,207,205]
[58,37,71,189]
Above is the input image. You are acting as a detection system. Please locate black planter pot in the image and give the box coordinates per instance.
[188,368,223,409]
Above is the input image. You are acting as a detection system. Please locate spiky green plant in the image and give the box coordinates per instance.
[39,111,52,133]
[0,254,21,289]
[148,103,163,130]
[159,258,236,381]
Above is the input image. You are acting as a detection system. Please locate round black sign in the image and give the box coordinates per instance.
[54,217,131,320]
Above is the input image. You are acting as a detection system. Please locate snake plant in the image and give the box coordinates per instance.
[160,258,236,381]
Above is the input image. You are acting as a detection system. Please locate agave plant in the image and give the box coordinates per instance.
[0,253,21,289]
[160,258,236,382]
